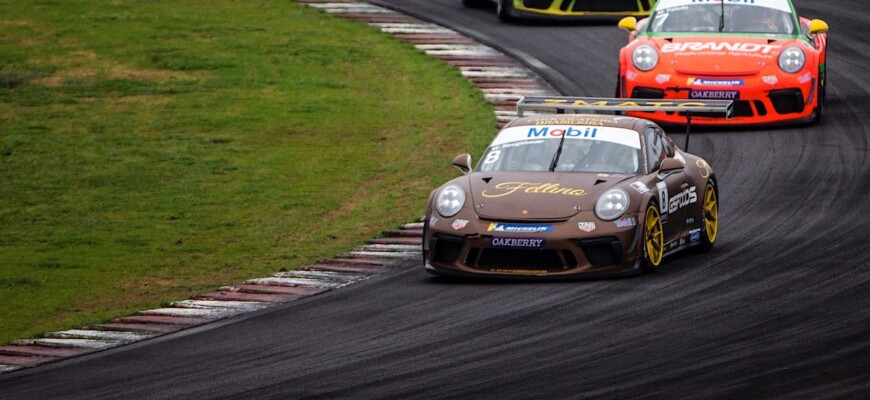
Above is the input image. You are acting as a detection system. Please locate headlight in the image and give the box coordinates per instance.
[631,45,659,72]
[595,188,630,221]
[436,185,465,217]
[778,47,805,74]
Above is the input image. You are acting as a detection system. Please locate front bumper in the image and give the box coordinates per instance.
[424,212,643,278]
[620,69,819,126]
[510,0,653,19]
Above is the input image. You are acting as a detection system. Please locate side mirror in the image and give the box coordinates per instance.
[808,19,829,36]
[452,153,472,175]
[659,157,685,173]
[618,17,637,32]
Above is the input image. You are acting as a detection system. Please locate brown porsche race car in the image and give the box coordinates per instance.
[423,97,732,278]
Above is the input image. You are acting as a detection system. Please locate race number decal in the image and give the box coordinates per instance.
[656,181,669,223]
[484,150,501,164]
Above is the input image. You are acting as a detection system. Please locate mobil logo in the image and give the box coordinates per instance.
[527,126,598,139]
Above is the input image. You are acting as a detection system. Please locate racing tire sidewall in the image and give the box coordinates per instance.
[641,201,664,273]
[497,0,515,21]
[697,180,718,253]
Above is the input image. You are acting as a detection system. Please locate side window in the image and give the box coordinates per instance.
[645,126,665,172]
[659,128,674,158]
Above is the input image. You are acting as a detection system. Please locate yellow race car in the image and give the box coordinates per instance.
[464,0,655,22]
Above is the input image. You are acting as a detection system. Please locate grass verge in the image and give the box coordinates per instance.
[0,1,495,344]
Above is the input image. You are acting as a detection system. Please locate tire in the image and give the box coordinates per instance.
[497,0,515,21]
[641,202,665,273]
[697,181,719,252]
[811,69,825,123]
[615,72,622,98]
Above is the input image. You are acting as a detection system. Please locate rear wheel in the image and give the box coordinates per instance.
[641,202,664,273]
[697,181,719,252]
[497,0,515,21]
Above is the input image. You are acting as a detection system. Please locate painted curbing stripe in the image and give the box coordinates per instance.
[342,251,422,260]
[88,323,186,334]
[368,237,421,245]
[139,308,243,318]
[45,330,154,342]
[246,277,348,289]
[196,291,301,303]
[12,338,120,350]
[307,3,391,13]
[273,270,368,281]
[0,356,56,367]
[219,284,329,295]
[299,264,390,274]
[0,345,92,358]
[115,315,218,326]
[357,244,422,252]
[0,364,23,373]
[170,300,271,311]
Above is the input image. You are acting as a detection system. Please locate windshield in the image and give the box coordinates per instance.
[477,137,641,175]
[648,4,796,35]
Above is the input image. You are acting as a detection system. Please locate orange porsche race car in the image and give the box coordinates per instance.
[616,0,829,126]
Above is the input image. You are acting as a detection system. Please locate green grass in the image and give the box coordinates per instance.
[0,1,496,344]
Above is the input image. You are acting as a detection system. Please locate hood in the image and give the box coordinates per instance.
[653,36,790,76]
[467,171,630,221]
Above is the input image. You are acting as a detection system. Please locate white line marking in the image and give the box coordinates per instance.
[46,330,155,342]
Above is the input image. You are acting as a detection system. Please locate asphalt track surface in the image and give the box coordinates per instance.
[3,1,870,399]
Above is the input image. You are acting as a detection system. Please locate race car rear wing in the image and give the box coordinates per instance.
[516,96,734,151]
[516,96,734,118]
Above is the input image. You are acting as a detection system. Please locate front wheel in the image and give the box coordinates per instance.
[497,0,515,21]
[697,181,719,252]
[811,71,825,123]
[641,202,664,273]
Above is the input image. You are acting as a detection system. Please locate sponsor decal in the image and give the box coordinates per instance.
[656,74,672,84]
[527,126,598,139]
[798,73,813,84]
[662,42,781,55]
[489,268,547,275]
[452,219,469,230]
[687,78,745,87]
[578,222,596,232]
[615,217,637,228]
[481,182,587,198]
[690,90,740,100]
[630,181,650,194]
[657,181,669,223]
[487,223,553,233]
[679,237,687,246]
[762,75,779,85]
[668,186,698,214]
[626,70,639,81]
[685,216,696,226]
[696,159,712,179]
[490,237,546,249]
[690,228,702,243]
[533,117,605,126]
[429,216,438,228]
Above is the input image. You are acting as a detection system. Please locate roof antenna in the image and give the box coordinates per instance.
[719,0,725,32]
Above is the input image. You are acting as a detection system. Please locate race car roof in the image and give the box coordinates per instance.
[655,0,792,13]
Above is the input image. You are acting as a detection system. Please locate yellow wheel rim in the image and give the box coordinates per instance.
[704,183,719,243]
[645,205,664,267]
